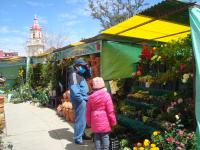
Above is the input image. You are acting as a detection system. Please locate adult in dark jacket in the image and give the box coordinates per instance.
[68,58,91,144]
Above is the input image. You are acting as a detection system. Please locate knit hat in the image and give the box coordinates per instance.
[74,58,87,66]
[92,77,105,89]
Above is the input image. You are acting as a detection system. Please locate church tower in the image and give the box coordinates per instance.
[27,16,44,56]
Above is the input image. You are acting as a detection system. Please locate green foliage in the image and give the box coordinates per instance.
[34,87,49,105]
[18,83,33,101]
[15,66,26,87]
[10,83,33,103]
[110,124,126,138]
[156,36,193,74]
[41,55,59,90]
[120,139,129,150]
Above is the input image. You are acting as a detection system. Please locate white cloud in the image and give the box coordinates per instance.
[63,20,80,27]
[26,1,43,7]
[76,7,90,17]
[0,26,9,33]
[26,1,54,7]
[0,26,21,34]
[65,0,79,4]
[0,26,28,56]
[0,36,27,56]
[59,13,78,20]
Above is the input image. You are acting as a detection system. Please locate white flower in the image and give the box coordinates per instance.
[145,82,150,88]
[183,74,190,80]
[175,115,180,120]
[177,98,183,104]
[182,79,187,83]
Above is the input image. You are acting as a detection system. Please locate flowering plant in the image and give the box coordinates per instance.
[151,115,196,150]
[133,139,160,150]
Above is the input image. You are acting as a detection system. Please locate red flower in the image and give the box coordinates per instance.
[180,64,186,71]
[166,137,174,143]
[136,70,142,76]
[140,46,152,60]
[138,66,143,71]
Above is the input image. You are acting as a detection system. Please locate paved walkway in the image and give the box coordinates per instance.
[3,103,95,150]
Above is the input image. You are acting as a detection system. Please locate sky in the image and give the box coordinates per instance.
[0,0,199,56]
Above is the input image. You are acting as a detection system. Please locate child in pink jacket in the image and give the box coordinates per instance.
[86,77,117,150]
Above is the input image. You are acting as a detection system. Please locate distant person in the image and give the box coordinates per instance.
[86,77,117,150]
[68,58,91,144]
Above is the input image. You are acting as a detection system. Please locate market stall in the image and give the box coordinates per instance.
[0,57,26,89]
[100,0,199,149]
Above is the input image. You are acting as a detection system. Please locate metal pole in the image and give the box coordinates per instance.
[26,57,31,82]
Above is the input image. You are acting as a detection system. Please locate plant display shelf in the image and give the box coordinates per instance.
[131,86,172,97]
[125,98,158,110]
[117,114,156,136]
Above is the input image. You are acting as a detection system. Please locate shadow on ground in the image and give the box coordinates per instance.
[48,128,74,142]
[48,128,95,150]
[65,140,95,150]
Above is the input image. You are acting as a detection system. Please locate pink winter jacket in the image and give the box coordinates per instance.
[86,88,117,133]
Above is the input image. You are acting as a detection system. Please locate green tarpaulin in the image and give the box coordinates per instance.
[101,41,142,80]
[189,6,200,149]
[0,66,21,88]
[0,58,26,88]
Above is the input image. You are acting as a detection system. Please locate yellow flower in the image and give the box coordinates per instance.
[151,55,158,61]
[157,56,161,61]
[139,147,145,150]
[150,144,156,148]
[174,92,177,96]
[144,139,150,147]
[153,131,159,136]
[133,147,137,150]
[154,147,160,150]
[137,142,142,147]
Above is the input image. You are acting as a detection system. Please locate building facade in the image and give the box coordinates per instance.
[0,50,18,58]
[27,16,44,56]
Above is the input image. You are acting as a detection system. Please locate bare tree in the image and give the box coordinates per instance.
[87,0,147,29]
[43,32,68,50]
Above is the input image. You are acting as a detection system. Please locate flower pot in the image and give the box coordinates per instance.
[0,104,4,113]
[68,109,75,123]
[0,96,4,104]
[65,109,70,121]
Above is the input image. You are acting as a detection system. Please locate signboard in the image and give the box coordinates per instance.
[53,40,102,61]
[0,58,26,67]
